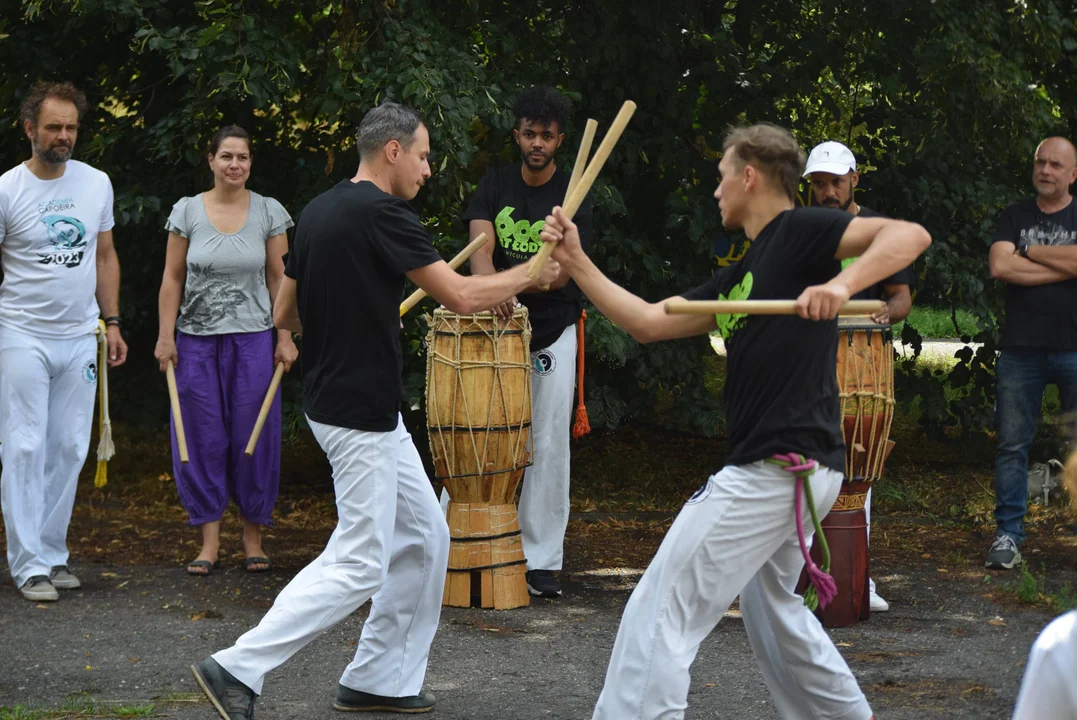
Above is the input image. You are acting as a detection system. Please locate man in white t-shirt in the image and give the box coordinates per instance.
[0,81,128,602]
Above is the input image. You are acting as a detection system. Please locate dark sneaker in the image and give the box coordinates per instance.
[526,569,563,598]
[985,535,1022,570]
[20,575,58,602]
[50,566,81,590]
[334,684,436,713]
[190,657,257,719]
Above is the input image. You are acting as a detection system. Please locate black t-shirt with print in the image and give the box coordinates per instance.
[464,165,593,350]
[846,206,916,301]
[992,198,1077,350]
[284,180,443,432]
[683,208,852,472]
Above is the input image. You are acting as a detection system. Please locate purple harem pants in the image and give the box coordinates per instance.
[171,330,280,526]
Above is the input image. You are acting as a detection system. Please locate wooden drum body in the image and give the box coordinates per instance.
[426,308,532,610]
[804,321,896,627]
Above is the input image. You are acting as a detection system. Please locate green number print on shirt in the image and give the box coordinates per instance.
[495,205,545,258]
[714,271,754,342]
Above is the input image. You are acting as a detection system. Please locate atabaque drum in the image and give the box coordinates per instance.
[426,307,532,610]
[800,319,896,627]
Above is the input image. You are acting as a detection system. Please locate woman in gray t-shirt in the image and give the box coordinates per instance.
[154,126,295,576]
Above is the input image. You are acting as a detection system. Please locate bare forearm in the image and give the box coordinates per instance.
[446,265,536,314]
[991,252,1070,285]
[158,277,183,338]
[95,249,121,318]
[1025,245,1077,278]
[560,249,710,343]
[469,251,497,276]
[837,222,930,296]
[266,271,293,340]
[885,286,912,323]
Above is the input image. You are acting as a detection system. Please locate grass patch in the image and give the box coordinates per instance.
[1004,565,1077,613]
[0,699,155,719]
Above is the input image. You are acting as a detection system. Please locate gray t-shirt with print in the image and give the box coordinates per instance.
[166,191,293,335]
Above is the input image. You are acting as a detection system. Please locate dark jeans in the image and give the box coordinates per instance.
[994,349,1077,543]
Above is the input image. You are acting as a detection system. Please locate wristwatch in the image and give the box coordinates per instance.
[1017,245,1030,259]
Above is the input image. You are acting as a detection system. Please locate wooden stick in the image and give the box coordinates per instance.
[539,119,599,292]
[527,101,637,280]
[245,362,285,456]
[663,299,886,316]
[399,233,491,317]
[166,361,189,464]
[567,119,599,201]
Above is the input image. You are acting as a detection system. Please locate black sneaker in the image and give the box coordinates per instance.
[190,657,257,719]
[333,684,436,713]
[985,535,1023,570]
[526,569,563,598]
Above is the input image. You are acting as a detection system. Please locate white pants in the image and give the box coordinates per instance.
[593,461,873,720]
[519,324,576,571]
[0,327,97,587]
[439,323,576,571]
[866,487,876,596]
[214,415,450,697]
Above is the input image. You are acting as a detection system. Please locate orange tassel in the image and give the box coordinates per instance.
[572,310,590,438]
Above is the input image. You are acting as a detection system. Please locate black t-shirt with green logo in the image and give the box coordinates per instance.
[464,165,593,350]
[683,208,853,472]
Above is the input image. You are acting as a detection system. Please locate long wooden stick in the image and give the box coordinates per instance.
[244,362,285,456]
[527,101,637,280]
[539,119,599,292]
[567,119,599,201]
[664,299,886,316]
[166,361,189,464]
[399,233,491,317]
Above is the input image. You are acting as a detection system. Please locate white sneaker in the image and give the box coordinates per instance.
[20,576,59,602]
[50,566,81,590]
[869,589,889,612]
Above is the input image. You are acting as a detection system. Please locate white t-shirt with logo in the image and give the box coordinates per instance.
[0,160,114,338]
[1012,610,1077,719]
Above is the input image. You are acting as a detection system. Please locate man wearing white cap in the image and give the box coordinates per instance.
[803,140,915,614]
[804,141,913,326]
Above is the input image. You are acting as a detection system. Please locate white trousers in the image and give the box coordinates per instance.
[440,323,576,571]
[519,324,576,571]
[866,487,876,596]
[0,327,97,587]
[592,461,873,720]
[214,415,450,697]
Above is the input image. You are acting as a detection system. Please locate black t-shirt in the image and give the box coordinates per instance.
[683,208,852,472]
[845,206,916,301]
[284,180,443,431]
[993,198,1077,350]
[464,165,593,350]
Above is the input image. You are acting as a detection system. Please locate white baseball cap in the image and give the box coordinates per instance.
[803,141,857,177]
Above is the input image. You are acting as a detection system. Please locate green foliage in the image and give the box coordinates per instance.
[2,0,1075,436]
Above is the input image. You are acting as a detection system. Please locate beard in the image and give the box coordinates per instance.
[522,148,555,171]
[33,138,72,165]
[820,195,854,211]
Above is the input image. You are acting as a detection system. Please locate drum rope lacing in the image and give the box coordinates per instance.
[426,312,533,484]
[837,331,895,483]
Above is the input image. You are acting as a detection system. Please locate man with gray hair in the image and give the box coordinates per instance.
[191,102,560,717]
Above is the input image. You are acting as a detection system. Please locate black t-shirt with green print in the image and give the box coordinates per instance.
[464,165,593,350]
[682,208,853,473]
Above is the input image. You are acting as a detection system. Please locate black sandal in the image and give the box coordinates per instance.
[243,556,271,573]
[186,559,220,576]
